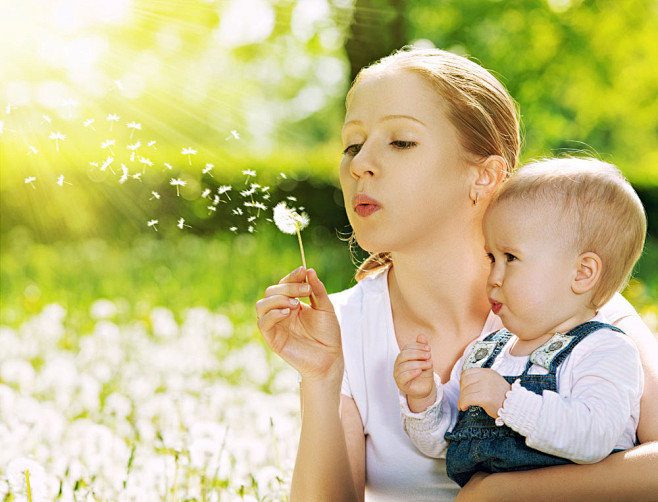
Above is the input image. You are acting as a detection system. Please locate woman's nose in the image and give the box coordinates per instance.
[350,143,377,179]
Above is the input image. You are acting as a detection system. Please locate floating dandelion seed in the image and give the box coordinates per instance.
[42,114,52,124]
[62,98,78,117]
[49,131,66,152]
[233,208,243,216]
[225,129,240,140]
[6,103,11,114]
[113,80,124,91]
[287,196,297,201]
[147,219,159,231]
[202,163,214,177]
[240,187,256,197]
[242,169,256,184]
[181,147,197,165]
[177,218,191,230]
[83,118,96,130]
[273,201,311,276]
[27,145,38,155]
[132,172,143,181]
[138,156,153,167]
[101,139,115,155]
[201,188,211,198]
[248,225,255,233]
[230,226,238,232]
[24,176,36,189]
[119,164,129,184]
[0,120,4,134]
[279,172,287,179]
[208,205,217,215]
[89,161,99,168]
[127,141,141,151]
[101,156,115,173]
[148,140,157,148]
[163,162,173,171]
[127,121,142,138]
[170,178,187,196]
[107,114,120,131]
[56,175,71,186]
[218,185,232,200]
[150,191,161,200]
[247,216,257,222]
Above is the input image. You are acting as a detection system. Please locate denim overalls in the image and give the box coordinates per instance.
[445,321,624,487]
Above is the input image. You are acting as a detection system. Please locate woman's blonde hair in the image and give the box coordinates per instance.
[350,47,521,281]
[489,157,647,308]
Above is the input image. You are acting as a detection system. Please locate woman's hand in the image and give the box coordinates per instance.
[256,266,343,383]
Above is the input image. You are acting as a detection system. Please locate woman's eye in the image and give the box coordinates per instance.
[343,144,362,156]
[505,253,517,262]
[487,253,495,264]
[391,140,416,149]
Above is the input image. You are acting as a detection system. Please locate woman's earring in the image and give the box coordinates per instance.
[473,192,479,206]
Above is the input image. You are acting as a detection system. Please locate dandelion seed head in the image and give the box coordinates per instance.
[273,202,309,235]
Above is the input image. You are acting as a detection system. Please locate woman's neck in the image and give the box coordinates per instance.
[387,230,491,341]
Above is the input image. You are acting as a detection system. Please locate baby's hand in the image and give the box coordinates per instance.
[458,367,511,418]
[394,334,436,413]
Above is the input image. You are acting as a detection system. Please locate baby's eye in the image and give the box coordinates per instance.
[505,253,517,262]
[343,144,362,156]
[487,253,495,264]
[390,140,416,149]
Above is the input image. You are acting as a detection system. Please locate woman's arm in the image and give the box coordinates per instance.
[615,315,658,442]
[456,443,658,502]
[341,395,366,502]
[256,267,361,501]
[291,375,361,502]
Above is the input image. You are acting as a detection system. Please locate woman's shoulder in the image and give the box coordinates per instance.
[599,292,640,324]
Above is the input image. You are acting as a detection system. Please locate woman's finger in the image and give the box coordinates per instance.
[306,268,333,311]
[278,266,307,285]
[257,307,292,336]
[255,295,300,321]
[264,281,311,301]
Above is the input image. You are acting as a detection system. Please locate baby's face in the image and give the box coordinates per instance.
[483,200,583,340]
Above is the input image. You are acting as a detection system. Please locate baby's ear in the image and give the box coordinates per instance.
[571,252,602,295]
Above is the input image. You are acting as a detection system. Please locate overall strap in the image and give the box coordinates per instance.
[544,321,624,371]
[462,329,514,371]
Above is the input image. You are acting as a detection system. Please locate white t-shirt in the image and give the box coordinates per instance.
[329,268,640,502]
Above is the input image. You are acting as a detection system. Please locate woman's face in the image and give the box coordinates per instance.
[339,70,474,254]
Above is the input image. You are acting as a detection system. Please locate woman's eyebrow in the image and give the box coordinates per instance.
[343,115,427,129]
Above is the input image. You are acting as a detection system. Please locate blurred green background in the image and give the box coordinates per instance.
[1,0,657,327]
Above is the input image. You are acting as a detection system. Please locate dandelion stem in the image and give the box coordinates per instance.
[296,228,317,303]
[26,469,33,502]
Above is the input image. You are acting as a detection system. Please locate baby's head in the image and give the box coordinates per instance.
[483,158,646,336]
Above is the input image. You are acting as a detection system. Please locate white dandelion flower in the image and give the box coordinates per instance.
[150,191,161,200]
[170,178,187,196]
[147,219,159,231]
[49,131,66,152]
[24,176,36,189]
[181,147,197,165]
[6,458,47,499]
[273,201,311,273]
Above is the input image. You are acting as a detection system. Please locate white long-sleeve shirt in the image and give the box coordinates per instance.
[400,312,644,464]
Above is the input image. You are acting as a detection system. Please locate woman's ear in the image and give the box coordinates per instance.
[571,252,602,295]
[471,155,506,202]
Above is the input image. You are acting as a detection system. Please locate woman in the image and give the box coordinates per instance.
[255,48,658,501]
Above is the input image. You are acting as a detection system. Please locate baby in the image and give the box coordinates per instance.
[394,158,645,486]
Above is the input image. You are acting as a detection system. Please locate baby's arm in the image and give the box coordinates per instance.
[394,334,461,458]
[496,330,643,463]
